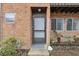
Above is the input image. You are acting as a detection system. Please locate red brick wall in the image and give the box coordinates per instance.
[2,3,50,49]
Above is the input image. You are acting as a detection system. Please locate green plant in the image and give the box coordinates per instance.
[0,36,18,56]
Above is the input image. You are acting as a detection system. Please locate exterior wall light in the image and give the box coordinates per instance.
[38,8,41,12]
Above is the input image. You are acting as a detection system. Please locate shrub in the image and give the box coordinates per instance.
[0,37,18,56]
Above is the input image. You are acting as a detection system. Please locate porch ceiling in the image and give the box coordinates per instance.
[51,3,79,7]
[51,7,79,13]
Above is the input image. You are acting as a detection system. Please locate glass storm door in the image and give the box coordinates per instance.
[32,15,46,44]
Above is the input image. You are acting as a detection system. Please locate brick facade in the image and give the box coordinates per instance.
[1,3,50,49]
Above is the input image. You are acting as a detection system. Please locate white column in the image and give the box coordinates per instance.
[46,6,51,49]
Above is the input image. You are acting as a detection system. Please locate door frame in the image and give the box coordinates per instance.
[32,14,46,45]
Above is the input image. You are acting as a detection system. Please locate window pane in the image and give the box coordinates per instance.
[6,18,14,22]
[67,19,72,30]
[5,13,15,18]
[34,17,45,30]
[5,13,15,23]
[34,31,45,38]
[51,19,56,30]
[73,19,79,30]
[56,19,63,30]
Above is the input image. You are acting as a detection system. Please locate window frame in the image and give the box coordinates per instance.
[5,12,16,24]
[51,18,64,32]
[66,18,73,31]
[66,18,79,32]
[73,18,79,31]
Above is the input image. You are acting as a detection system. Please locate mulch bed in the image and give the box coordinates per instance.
[51,42,79,56]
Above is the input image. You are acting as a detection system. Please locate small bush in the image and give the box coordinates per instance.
[0,37,18,56]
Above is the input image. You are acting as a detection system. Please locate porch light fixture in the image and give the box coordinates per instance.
[38,8,41,12]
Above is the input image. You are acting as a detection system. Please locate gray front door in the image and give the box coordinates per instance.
[32,15,46,45]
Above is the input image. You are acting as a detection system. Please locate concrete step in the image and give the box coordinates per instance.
[28,49,49,56]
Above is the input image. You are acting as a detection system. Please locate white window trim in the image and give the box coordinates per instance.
[51,18,64,32]
[66,18,79,32]
[5,12,16,24]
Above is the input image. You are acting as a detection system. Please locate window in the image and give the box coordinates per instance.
[51,18,64,31]
[67,18,79,31]
[56,19,64,30]
[51,19,56,31]
[67,19,72,30]
[73,19,79,31]
[5,13,15,23]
